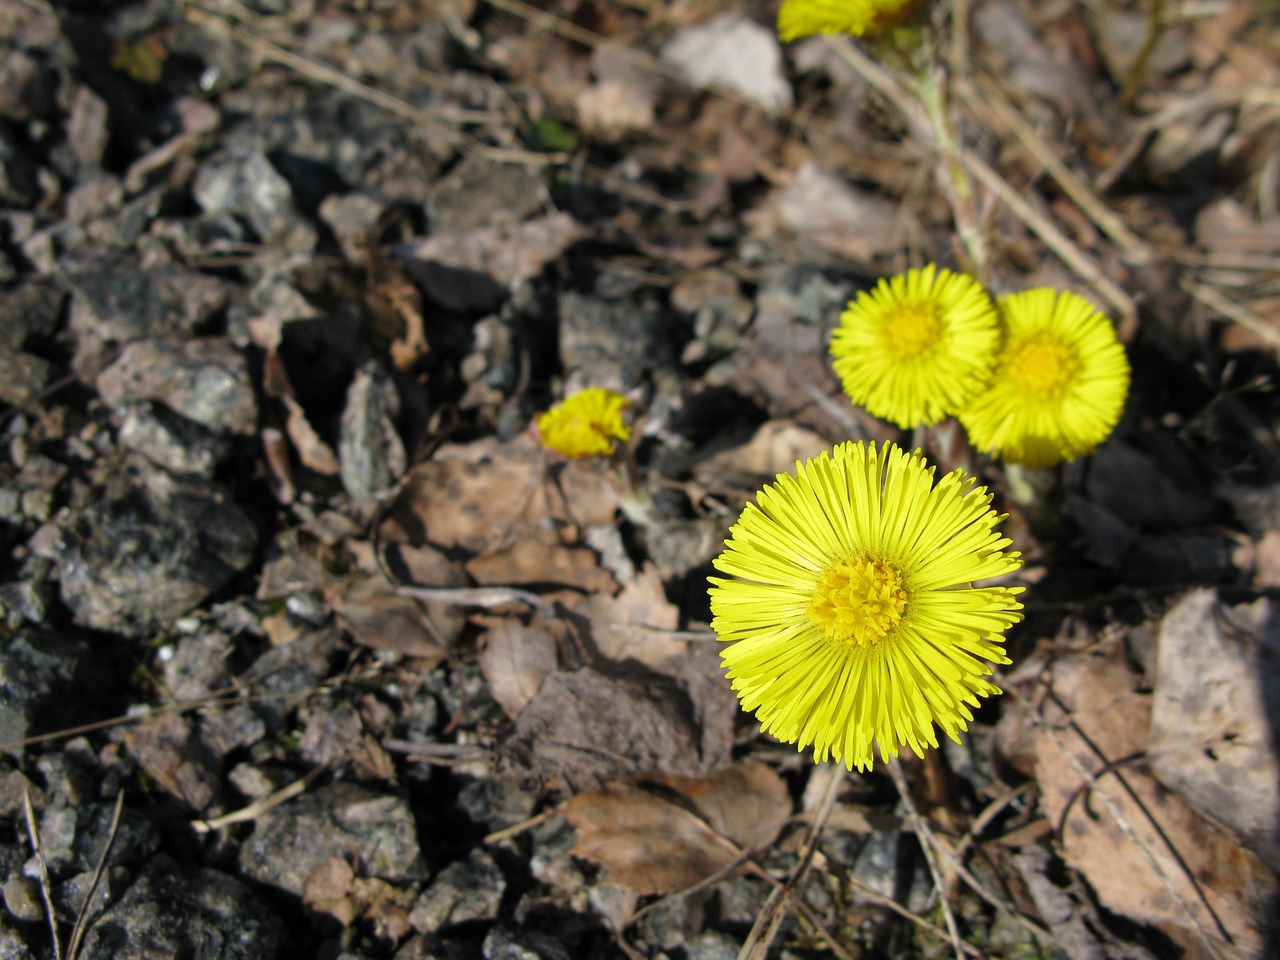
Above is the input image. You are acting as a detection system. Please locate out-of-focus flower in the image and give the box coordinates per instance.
[959,288,1130,468]
[777,0,926,40]
[536,388,632,459]
[830,264,1000,428]
[709,441,1024,771]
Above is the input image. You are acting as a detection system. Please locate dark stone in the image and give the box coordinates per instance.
[0,629,89,760]
[237,782,424,896]
[58,473,258,637]
[78,855,285,960]
[482,925,572,960]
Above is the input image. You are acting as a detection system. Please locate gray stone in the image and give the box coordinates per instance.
[0,279,64,347]
[117,402,231,476]
[78,855,285,960]
[684,931,740,960]
[0,630,88,760]
[238,782,424,896]
[0,351,51,411]
[339,361,406,501]
[456,775,538,833]
[409,850,505,933]
[97,338,258,436]
[0,927,35,960]
[162,628,234,702]
[30,800,161,878]
[58,472,258,637]
[426,156,545,235]
[558,292,672,389]
[2,874,42,924]
[482,925,571,960]
[65,253,231,378]
[192,142,314,250]
[200,703,266,755]
[239,625,342,732]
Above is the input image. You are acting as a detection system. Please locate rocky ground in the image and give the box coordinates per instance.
[2,0,1280,958]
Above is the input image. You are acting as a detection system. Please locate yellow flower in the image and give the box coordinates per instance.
[709,441,1024,771]
[959,289,1130,468]
[536,387,632,459]
[829,264,1001,428]
[777,0,926,40]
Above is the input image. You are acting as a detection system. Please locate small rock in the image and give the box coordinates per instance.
[558,292,673,389]
[0,630,89,760]
[117,402,231,476]
[339,361,406,501]
[65,253,231,379]
[426,155,545,235]
[2,874,43,924]
[685,931,740,960]
[162,628,234,701]
[482,925,571,960]
[238,782,424,896]
[409,850,506,933]
[58,471,258,637]
[78,855,285,960]
[200,703,266,755]
[192,142,315,251]
[319,192,387,263]
[67,84,110,171]
[0,351,52,412]
[456,775,538,833]
[125,711,221,811]
[96,338,258,436]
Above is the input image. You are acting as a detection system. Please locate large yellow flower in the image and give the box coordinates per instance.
[959,289,1130,468]
[778,0,927,40]
[829,264,1001,429]
[709,441,1024,771]
[536,387,632,459]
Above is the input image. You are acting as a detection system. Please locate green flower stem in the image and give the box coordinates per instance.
[912,48,988,283]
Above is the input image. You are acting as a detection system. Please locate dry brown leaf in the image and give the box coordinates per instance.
[466,534,618,597]
[1149,589,1280,873]
[478,618,559,720]
[563,760,789,896]
[563,781,734,895]
[303,856,357,926]
[743,162,905,263]
[326,575,453,663]
[383,435,619,559]
[581,563,683,668]
[644,760,791,854]
[1035,644,1275,956]
[693,419,832,491]
[500,662,729,784]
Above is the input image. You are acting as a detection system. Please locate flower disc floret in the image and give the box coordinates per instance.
[959,289,1130,468]
[830,264,1001,428]
[536,387,632,459]
[778,0,927,40]
[708,441,1024,772]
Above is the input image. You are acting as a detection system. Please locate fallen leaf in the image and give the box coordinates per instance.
[645,760,791,854]
[478,618,559,720]
[1148,589,1280,873]
[693,419,832,491]
[1034,643,1274,956]
[500,662,729,784]
[326,575,454,663]
[581,563,684,668]
[563,781,733,895]
[562,760,790,896]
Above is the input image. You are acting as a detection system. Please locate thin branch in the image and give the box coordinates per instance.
[887,758,966,960]
[23,781,63,960]
[66,790,125,960]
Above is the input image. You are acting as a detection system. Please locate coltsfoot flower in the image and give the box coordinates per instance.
[709,441,1024,771]
[536,387,632,459]
[777,0,927,40]
[830,264,1001,428]
[959,288,1130,468]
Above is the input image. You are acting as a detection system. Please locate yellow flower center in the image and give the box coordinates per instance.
[881,301,943,359]
[1005,332,1080,400]
[807,558,909,646]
